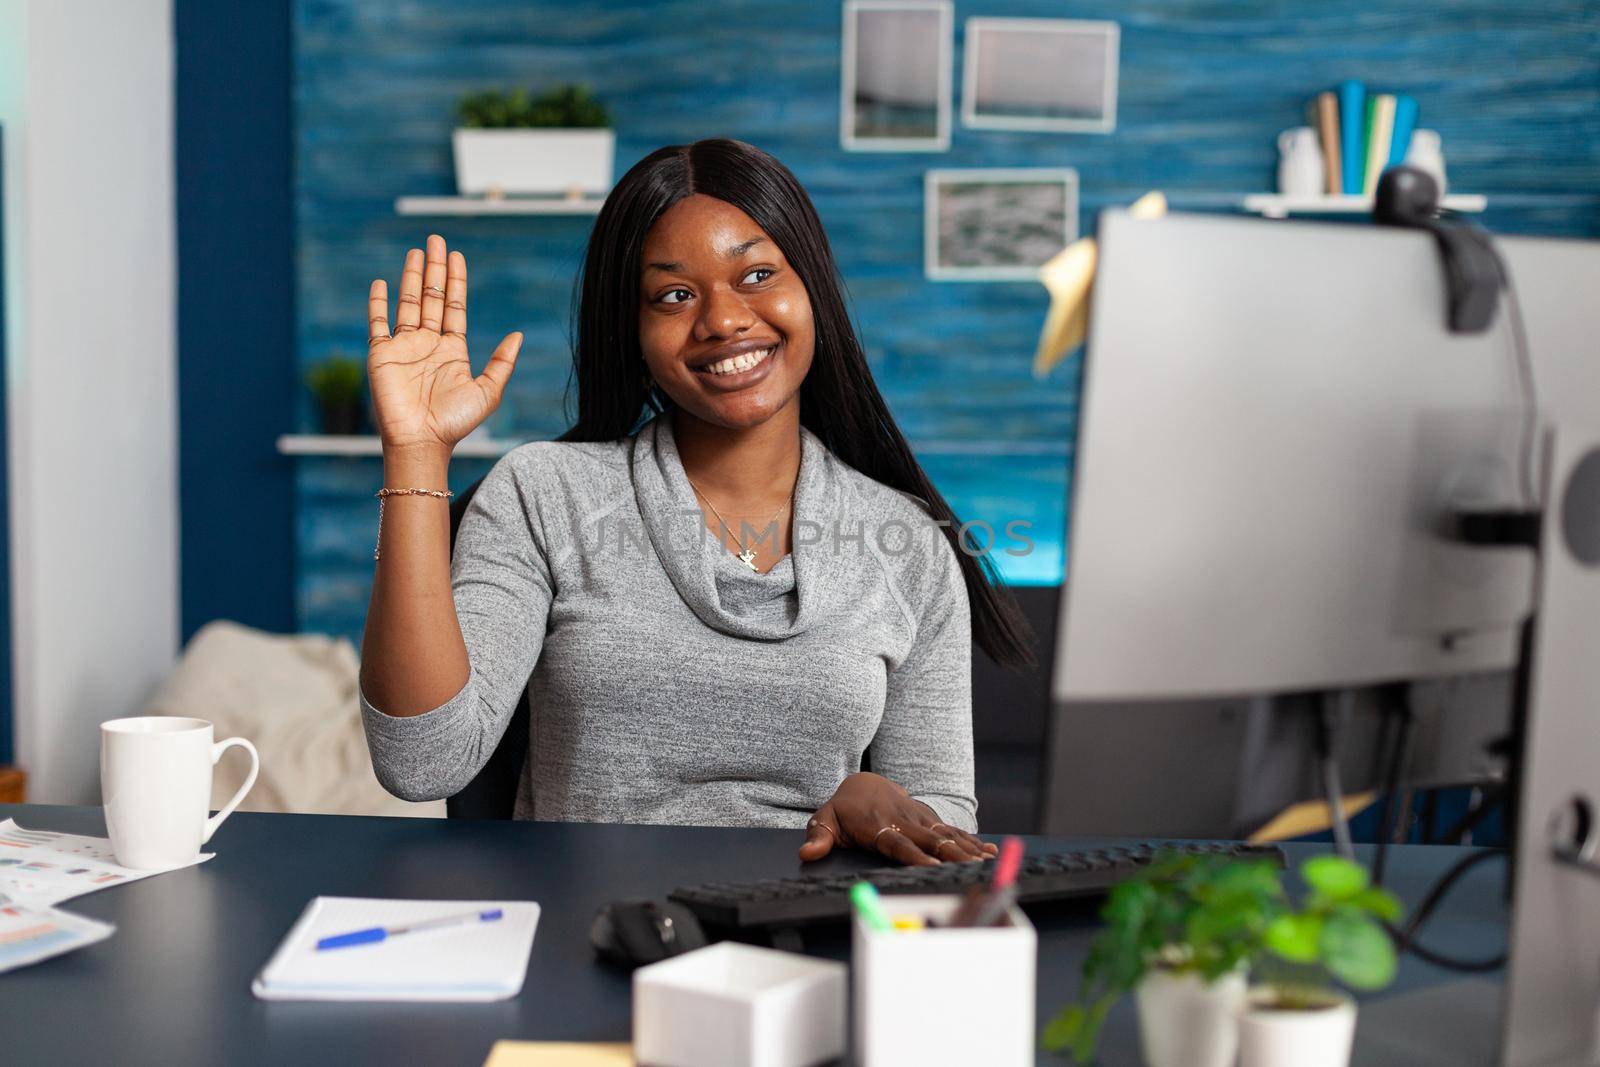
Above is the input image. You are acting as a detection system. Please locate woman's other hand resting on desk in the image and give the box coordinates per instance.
[799,772,998,866]
[367,234,523,458]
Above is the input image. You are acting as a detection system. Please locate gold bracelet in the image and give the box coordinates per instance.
[373,487,453,562]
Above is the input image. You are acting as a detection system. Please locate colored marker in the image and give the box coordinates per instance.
[850,882,895,933]
[970,837,1025,927]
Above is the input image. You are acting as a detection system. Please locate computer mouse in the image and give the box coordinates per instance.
[589,898,708,970]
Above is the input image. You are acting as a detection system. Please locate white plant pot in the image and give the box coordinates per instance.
[1237,987,1357,1067]
[1135,967,1247,1067]
[452,128,615,196]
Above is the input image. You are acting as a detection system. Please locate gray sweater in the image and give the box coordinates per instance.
[360,416,977,831]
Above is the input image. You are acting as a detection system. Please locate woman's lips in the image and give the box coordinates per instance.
[693,343,781,392]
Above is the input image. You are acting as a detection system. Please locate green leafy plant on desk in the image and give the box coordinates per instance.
[1042,849,1281,1065]
[1255,854,1401,1007]
[457,84,611,129]
[1044,852,1401,1067]
[1232,855,1401,1067]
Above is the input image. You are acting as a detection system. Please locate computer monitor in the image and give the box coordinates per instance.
[1054,210,1537,702]
[1047,210,1600,1065]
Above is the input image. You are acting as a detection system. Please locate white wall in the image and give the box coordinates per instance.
[0,0,179,802]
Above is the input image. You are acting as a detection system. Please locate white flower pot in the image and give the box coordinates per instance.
[451,128,615,196]
[1237,987,1357,1067]
[1135,967,1247,1067]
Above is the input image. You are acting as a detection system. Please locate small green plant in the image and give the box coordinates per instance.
[1256,854,1402,1009]
[457,84,611,129]
[1042,851,1283,1063]
[305,353,365,406]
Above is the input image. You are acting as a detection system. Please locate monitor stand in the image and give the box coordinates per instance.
[1364,424,1600,1067]
[1501,423,1600,1066]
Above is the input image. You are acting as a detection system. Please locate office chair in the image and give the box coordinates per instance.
[443,477,530,820]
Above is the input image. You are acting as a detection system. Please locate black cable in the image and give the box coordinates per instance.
[1372,684,1416,887]
[1387,848,1509,973]
[1499,260,1540,508]
[1314,692,1355,860]
[1432,784,1506,846]
[1434,214,1539,507]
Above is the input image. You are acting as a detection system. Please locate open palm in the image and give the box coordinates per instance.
[367,234,523,453]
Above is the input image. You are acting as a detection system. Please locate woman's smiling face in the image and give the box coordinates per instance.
[638,194,815,430]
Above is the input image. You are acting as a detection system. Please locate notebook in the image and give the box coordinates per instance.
[252,896,541,1002]
[483,1043,634,1067]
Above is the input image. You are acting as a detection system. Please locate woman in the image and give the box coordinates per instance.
[359,138,1031,866]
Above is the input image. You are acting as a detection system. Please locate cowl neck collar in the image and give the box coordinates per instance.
[630,415,844,641]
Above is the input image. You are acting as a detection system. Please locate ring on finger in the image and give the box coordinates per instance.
[871,823,901,847]
[423,285,446,296]
[807,818,838,844]
[931,838,957,857]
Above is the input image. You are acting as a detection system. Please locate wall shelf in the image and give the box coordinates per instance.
[394,195,606,216]
[1241,193,1487,218]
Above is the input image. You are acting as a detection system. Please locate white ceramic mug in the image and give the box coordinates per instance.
[100,717,259,869]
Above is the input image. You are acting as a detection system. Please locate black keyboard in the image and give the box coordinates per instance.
[669,841,1287,931]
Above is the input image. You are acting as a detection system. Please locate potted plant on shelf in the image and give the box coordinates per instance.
[305,353,367,435]
[1042,850,1281,1067]
[453,84,615,199]
[1239,854,1401,1067]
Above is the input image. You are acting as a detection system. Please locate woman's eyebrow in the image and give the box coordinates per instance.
[645,236,770,274]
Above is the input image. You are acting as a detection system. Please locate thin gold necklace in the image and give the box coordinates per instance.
[685,477,791,572]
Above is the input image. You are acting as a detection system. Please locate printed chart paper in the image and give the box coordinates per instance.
[0,900,115,974]
[0,819,213,907]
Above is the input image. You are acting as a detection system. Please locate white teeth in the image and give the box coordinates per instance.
[705,347,775,376]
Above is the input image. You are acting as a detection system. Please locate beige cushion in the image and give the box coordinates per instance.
[145,620,445,819]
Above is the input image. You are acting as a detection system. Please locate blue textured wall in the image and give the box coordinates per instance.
[292,0,1599,645]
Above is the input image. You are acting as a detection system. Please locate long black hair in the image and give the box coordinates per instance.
[560,138,1034,669]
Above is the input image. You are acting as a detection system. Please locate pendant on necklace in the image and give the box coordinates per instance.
[737,547,759,571]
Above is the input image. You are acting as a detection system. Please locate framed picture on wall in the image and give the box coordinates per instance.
[961,17,1119,133]
[924,168,1079,281]
[841,0,953,152]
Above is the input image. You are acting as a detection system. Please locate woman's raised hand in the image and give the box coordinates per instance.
[367,234,523,456]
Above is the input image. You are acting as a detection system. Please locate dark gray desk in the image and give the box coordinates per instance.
[2,804,1509,1066]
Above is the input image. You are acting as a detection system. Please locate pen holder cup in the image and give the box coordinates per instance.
[852,894,1037,1067]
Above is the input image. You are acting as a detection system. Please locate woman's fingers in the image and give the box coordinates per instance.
[419,235,448,332]
[473,332,524,408]
[932,822,994,861]
[442,250,468,337]
[899,820,982,863]
[396,247,424,330]
[368,280,391,348]
[876,826,941,867]
[798,803,841,862]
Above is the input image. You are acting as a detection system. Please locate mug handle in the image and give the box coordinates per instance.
[202,737,260,844]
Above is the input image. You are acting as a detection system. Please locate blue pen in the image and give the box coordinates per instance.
[315,908,504,951]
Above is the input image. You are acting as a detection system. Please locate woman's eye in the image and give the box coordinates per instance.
[655,270,771,304]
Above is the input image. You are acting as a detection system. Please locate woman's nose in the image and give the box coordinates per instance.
[694,285,757,340]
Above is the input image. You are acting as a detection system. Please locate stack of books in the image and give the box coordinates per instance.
[1310,82,1419,197]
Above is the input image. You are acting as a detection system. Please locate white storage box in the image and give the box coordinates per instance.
[853,894,1037,1067]
[633,942,847,1067]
